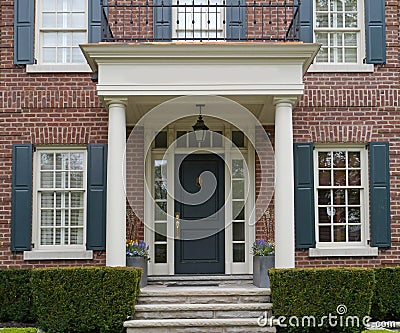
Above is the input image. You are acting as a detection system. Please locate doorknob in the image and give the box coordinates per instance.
[175,212,180,239]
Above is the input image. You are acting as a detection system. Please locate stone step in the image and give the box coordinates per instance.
[137,286,271,304]
[148,274,253,287]
[124,318,276,333]
[135,302,272,319]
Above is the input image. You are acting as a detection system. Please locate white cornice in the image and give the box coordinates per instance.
[80,42,320,75]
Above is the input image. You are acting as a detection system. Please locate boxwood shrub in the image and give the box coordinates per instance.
[31,266,141,333]
[0,269,35,323]
[269,268,375,333]
[371,267,400,321]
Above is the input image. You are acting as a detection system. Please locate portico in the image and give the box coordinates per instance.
[80,42,320,272]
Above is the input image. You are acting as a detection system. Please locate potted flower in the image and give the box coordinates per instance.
[126,239,150,287]
[252,239,275,288]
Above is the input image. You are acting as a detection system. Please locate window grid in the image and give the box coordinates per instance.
[314,0,360,64]
[154,159,168,263]
[316,149,364,244]
[38,151,85,247]
[39,0,87,64]
[232,159,246,262]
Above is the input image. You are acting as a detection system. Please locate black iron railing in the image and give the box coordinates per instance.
[101,0,300,42]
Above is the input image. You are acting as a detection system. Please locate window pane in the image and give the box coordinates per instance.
[348,225,361,241]
[70,172,83,188]
[333,207,346,223]
[330,13,343,28]
[316,47,328,63]
[155,131,168,148]
[233,243,245,262]
[72,0,85,11]
[334,225,346,242]
[232,180,244,199]
[43,0,56,11]
[333,189,345,205]
[319,226,331,242]
[154,160,167,179]
[348,189,360,205]
[70,228,83,244]
[72,48,85,63]
[233,222,245,241]
[212,131,223,147]
[155,202,167,220]
[316,13,329,28]
[233,201,245,220]
[57,48,70,63]
[344,48,357,63]
[333,151,346,168]
[318,189,331,205]
[348,207,360,223]
[70,153,84,170]
[154,181,167,200]
[319,170,331,186]
[333,170,346,186]
[71,192,83,207]
[41,210,54,226]
[344,33,357,47]
[316,0,328,10]
[155,244,167,263]
[42,13,56,28]
[318,152,331,168]
[71,210,83,226]
[71,13,85,28]
[41,228,54,245]
[56,171,68,188]
[348,170,361,186]
[41,172,53,188]
[43,33,57,47]
[232,160,244,178]
[318,207,331,224]
[345,13,357,28]
[43,48,56,63]
[315,32,328,45]
[41,193,54,208]
[155,223,167,242]
[232,131,245,148]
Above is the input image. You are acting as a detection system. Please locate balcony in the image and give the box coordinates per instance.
[101,0,300,42]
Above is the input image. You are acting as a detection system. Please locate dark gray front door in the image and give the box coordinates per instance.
[174,154,225,274]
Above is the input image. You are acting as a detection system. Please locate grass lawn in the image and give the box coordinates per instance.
[0,329,37,333]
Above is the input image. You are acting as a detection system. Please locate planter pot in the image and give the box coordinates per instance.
[126,256,148,288]
[253,256,275,288]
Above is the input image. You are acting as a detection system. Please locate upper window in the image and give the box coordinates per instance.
[314,147,367,246]
[314,0,362,64]
[37,0,87,64]
[35,150,87,249]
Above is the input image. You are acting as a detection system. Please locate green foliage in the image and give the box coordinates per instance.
[31,266,141,333]
[269,268,375,333]
[0,269,35,323]
[371,267,400,321]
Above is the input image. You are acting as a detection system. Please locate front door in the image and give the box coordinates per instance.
[174,154,225,274]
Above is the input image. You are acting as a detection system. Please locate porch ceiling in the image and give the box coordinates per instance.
[80,42,320,124]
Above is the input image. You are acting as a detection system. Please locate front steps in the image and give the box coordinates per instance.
[124,276,275,333]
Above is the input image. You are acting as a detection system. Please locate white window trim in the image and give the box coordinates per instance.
[30,0,90,72]
[29,147,88,256]
[312,145,372,253]
[312,0,367,69]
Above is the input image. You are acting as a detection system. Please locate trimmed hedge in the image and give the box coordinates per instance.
[31,267,141,333]
[269,268,376,333]
[371,267,400,321]
[0,269,35,323]
[0,329,37,333]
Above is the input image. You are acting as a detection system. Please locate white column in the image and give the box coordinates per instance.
[274,97,296,268]
[106,99,127,266]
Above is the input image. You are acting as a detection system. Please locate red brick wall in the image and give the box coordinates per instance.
[0,1,108,267]
[292,0,400,268]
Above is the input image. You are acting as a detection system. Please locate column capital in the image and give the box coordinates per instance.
[104,97,128,109]
[273,96,298,107]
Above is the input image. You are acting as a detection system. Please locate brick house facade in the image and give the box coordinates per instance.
[0,0,398,273]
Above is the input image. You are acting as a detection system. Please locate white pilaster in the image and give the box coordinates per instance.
[274,97,297,268]
[105,98,127,266]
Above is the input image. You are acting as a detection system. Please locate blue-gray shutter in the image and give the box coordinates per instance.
[86,144,107,250]
[14,0,34,64]
[294,142,315,249]
[11,144,33,252]
[370,142,391,248]
[88,0,102,42]
[153,0,172,41]
[226,0,246,41]
[294,0,313,43]
[365,0,386,64]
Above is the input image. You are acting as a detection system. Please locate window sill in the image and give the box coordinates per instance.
[24,250,93,260]
[26,63,92,73]
[309,247,378,257]
[308,63,374,73]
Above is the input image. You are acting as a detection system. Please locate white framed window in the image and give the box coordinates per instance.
[37,0,87,64]
[34,149,87,250]
[314,147,369,247]
[314,0,362,64]
[173,0,225,40]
